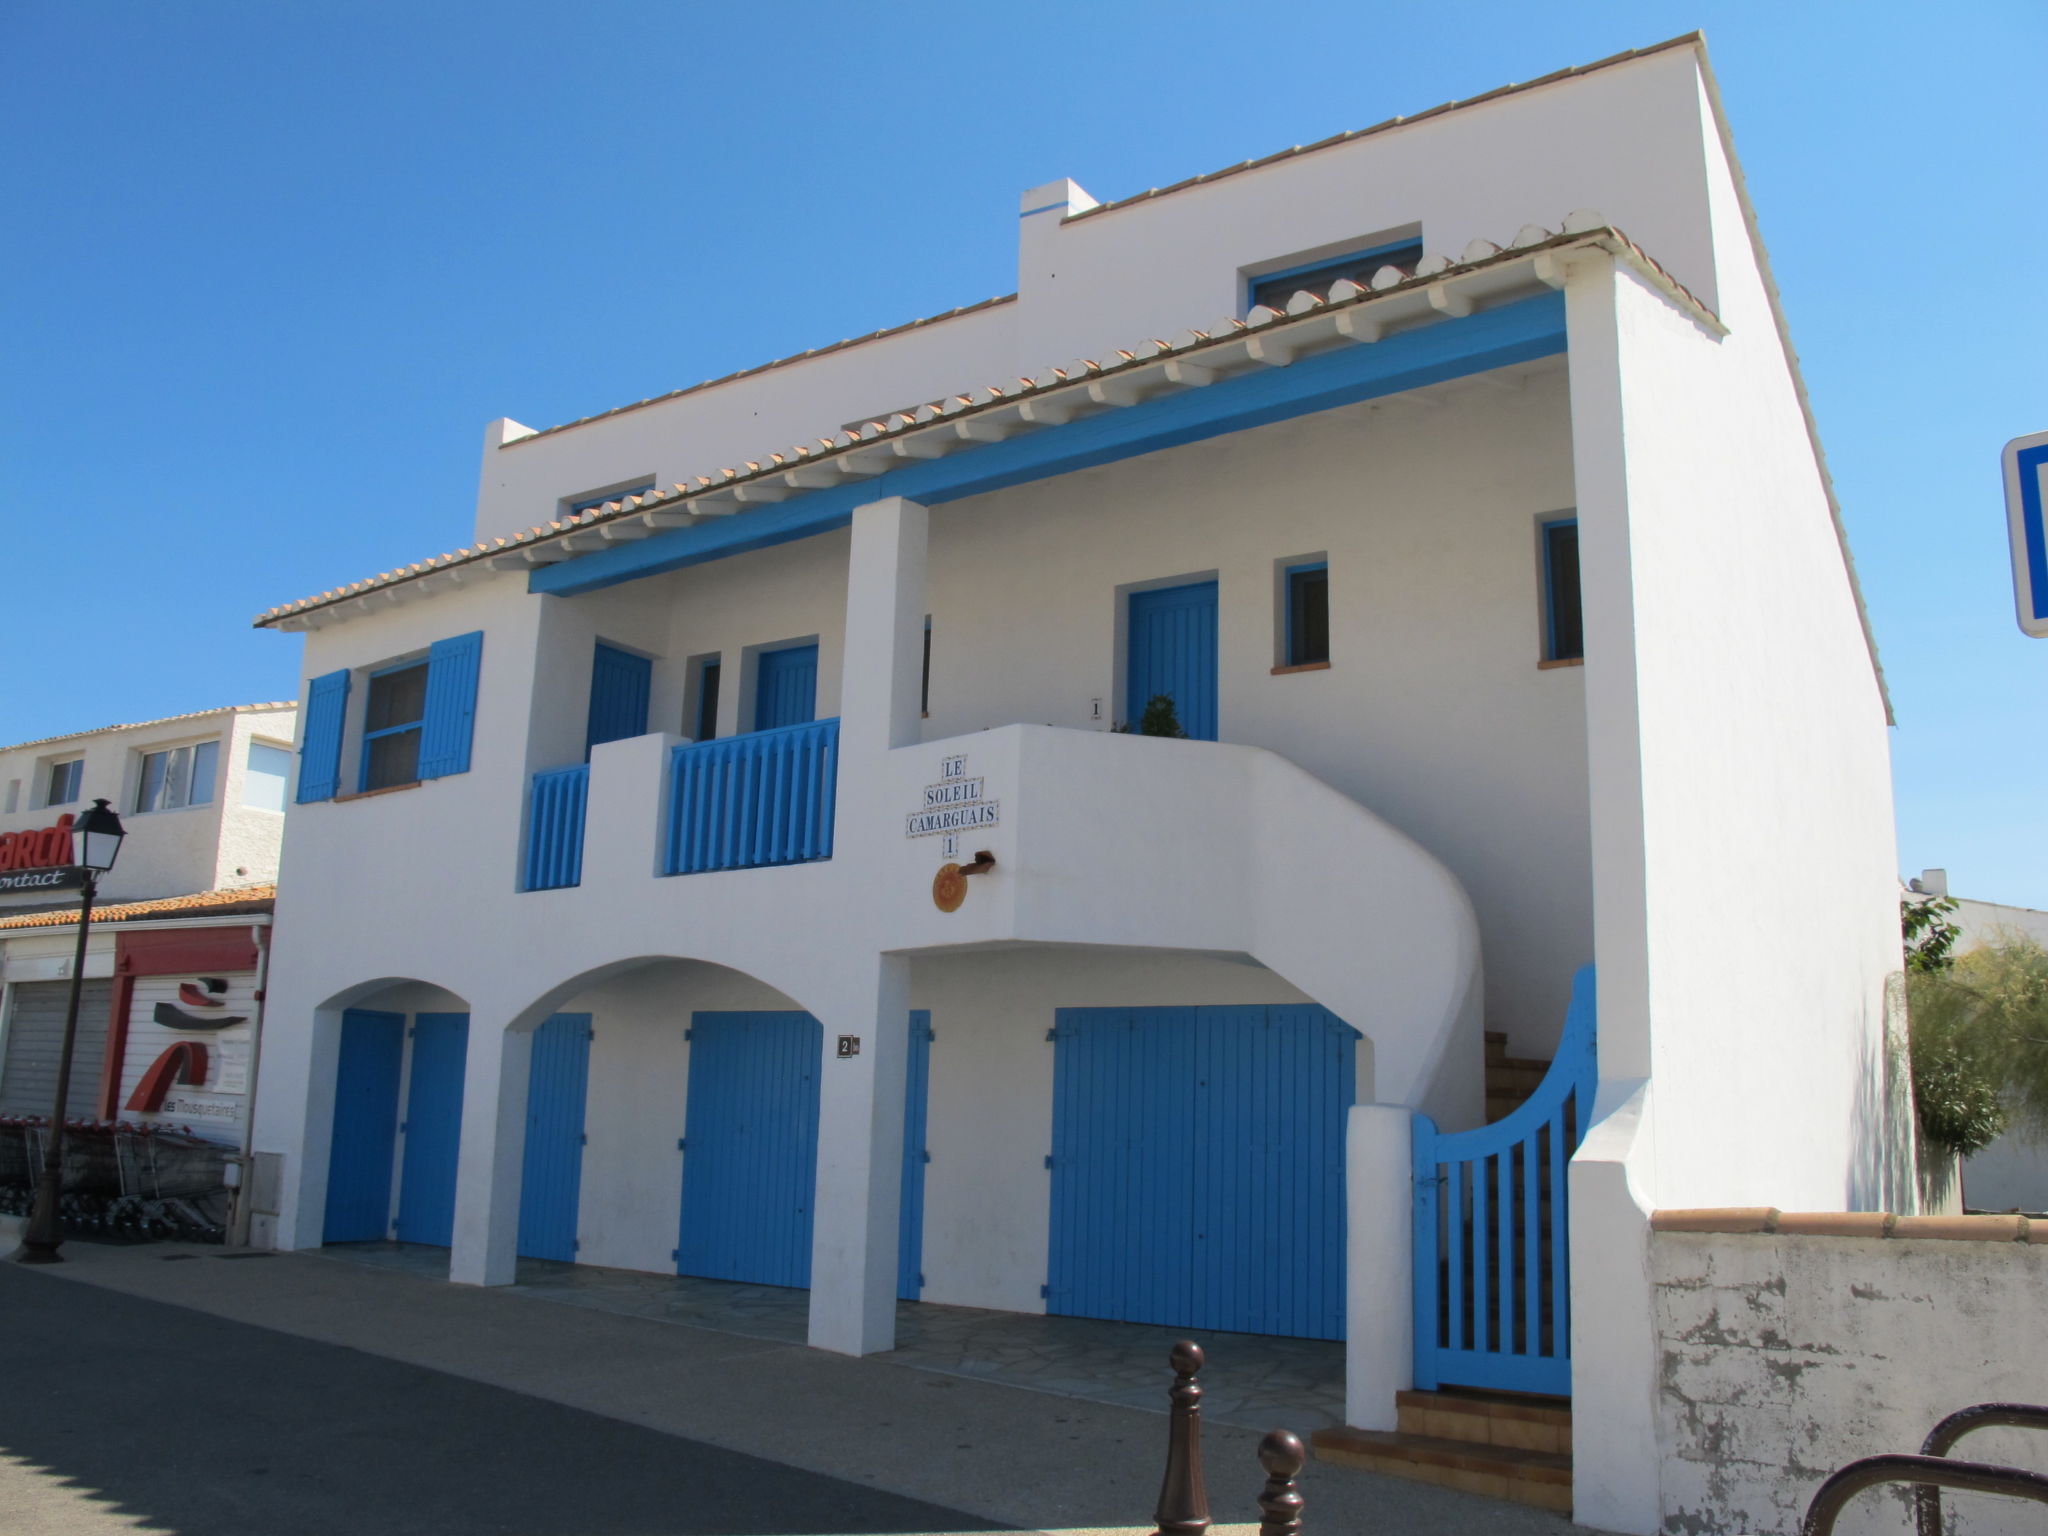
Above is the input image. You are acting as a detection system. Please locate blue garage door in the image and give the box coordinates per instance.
[395,1012,469,1247]
[1127,581,1219,741]
[678,1011,821,1287]
[677,1010,933,1293]
[587,643,652,754]
[1048,1004,1356,1339]
[518,1013,592,1262]
[323,1008,404,1243]
[899,1011,933,1300]
[754,644,819,731]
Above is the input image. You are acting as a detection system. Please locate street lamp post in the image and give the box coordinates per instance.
[16,798,126,1265]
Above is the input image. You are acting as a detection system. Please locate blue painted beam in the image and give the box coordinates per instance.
[532,292,1567,599]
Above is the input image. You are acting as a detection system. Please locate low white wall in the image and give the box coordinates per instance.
[1652,1224,2048,1536]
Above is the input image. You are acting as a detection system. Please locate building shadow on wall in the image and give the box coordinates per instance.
[1846,971,1920,1214]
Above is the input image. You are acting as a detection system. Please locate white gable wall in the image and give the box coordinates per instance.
[471,47,1717,550]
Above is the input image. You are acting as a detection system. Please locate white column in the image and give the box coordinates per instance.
[1562,249,1663,1536]
[268,1003,344,1251]
[805,494,928,1355]
[807,954,911,1355]
[448,1021,530,1287]
[1344,1103,1413,1429]
[836,496,929,765]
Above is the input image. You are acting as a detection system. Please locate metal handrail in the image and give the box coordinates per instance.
[1802,1454,2048,1536]
[1916,1402,2048,1536]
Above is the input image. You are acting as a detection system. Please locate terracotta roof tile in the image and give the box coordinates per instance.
[0,884,276,931]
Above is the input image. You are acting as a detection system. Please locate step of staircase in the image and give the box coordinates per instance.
[1311,1389,1572,1512]
[1483,1032,1555,1123]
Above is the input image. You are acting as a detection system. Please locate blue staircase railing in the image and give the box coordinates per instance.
[665,718,839,876]
[1412,964,1597,1397]
[524,764,589,890]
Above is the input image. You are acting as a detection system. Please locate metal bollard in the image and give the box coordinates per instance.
[1154,1341,1211,1536]
[1257,1430,1306,1536]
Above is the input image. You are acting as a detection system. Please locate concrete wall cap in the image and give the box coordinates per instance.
[1653,1209,2040,1242]
[1649,1207,1780,1233]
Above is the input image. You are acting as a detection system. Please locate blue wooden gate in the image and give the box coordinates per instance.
[323,1008,403,1243]
[1127,581,1219,741]
[396,1012,469,1247]
[1048,1005,1355,1339]
[754,644,819,731]
[518,1013,592,1262]
[677,1011,822,1287]
[1412,965,1597,1397]
[587,643,652,754]
[899,1011,933,1300]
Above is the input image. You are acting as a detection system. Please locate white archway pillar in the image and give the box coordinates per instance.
[805,494,927,1354]
[449,1018,531,1287]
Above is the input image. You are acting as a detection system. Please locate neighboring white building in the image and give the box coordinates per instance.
[247,36,1909,1533]
[0,703,295,1145]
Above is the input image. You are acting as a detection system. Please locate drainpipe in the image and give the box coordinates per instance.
[227,919,272,1248]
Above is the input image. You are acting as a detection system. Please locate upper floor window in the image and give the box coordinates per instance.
[566,481,655,517]
[244,741,292,812]
[137,740,219,813]
[1284,563,1330,668]
[361,662,429,791]
[44,758,82,807]
[1248,236,1425,312]
[1541,517,1583,664]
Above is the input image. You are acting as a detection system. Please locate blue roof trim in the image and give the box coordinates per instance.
[530,291,1567,600]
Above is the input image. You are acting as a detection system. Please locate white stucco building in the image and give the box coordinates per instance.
[0,704,294,1145]
[247,36,1909,1532]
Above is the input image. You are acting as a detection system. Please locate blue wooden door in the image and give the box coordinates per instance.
[677,1011,822,1287]
[899,1011,933,1300]
[1048,1004,1355,1339]
[518,1013,592,1262]
[1127,582,1219,741]
[754,645,819,731]
[323,1008,403,1243]
[587,643,652,754]
[396,1012,469,1247]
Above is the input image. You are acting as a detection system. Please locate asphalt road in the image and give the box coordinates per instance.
[0,1261,1005,1536]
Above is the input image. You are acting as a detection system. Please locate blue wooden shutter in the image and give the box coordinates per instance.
[586,643,652,754]
[296,669,351,803]
[898,1012,933,1300]
[418,631,484,780]
[396,1012,470,1246]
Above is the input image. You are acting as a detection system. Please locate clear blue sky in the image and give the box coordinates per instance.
[3,3,2042,903]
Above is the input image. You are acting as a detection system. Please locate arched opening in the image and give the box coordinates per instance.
[315,978,471,1272]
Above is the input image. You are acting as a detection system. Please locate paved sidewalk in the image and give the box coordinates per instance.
[14,1241,1594,1535]
[324,1239,1349,1432]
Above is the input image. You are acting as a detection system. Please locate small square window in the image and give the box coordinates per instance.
[45,758,82,807]
[244,742,292,812]
[136,740,218,813]
[1284,562,1330,667]
[361,662,429,791]
[1541,518,1583,663]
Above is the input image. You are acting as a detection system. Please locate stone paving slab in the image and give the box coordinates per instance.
[23,1241,1599,1536]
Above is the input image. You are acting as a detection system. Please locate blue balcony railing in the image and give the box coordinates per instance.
[524,764,589,890]
[666,718,839,875]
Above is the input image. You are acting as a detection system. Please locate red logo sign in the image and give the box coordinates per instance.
[0,814,74,872]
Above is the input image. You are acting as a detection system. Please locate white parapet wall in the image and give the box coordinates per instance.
[1650,1213,2048,1536]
